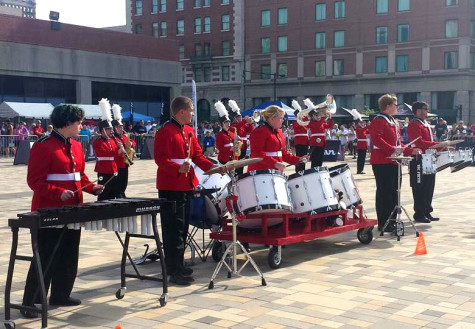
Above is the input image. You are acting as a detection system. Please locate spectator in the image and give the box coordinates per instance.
[30,120,44,138]
[448,123,458,140]
[434,118,448,141]
[2,120,15,157]
[145,120,152,133]
[45,125,53,136]
[79,123,91,143]
[212,121,221,135]
[133,120,147,135]
[455,120,467,139]
[348,125,356,158]
[470,122,475,136]
[149,124,157,136]
[15,122,29,141]
[202,130,215,157]
[338,124,349,157]
[124,122,132,133]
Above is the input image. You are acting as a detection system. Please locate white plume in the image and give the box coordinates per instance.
[291,99,302,111]
[228,100,241,115]
[303,98,316,110]
[112,104,123,123]
[98,98,112,122]
[214,101,229,118]
[351,109,363,121]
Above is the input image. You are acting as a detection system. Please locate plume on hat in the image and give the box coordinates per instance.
[291,99,302,112]
[112,104,122,123]
[228,100,241,116]
[303,98,317,111]
[214,100,229,118]
[99,98,112,122]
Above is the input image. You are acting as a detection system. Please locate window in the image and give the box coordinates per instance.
[278,8,288,25]
[316,32,326,49]
[152,0,158,13]
[261,65,271,79]
[261,37,270,53]
[471,52,475,69]
[194,68,203,82]
[222,40,230,56]
[446,20,458,38]
[135,0,142,15]
[278,36,287,52]
[135,24,142,34]
[179,45,185,59]
[396,55,409,72]
[194,0,201,8]
[177,20,184,35]
[222,14,230,30]
[222,66,230,81]
[334,31,345,47]
[333,59,344,75]
[377,0,388,14]
[204,67,211,82]
[176,0,184,10]
[431,91,455,110]
[335,1,345,19]
[397,24,409,42]
[152,22,159,38]
[316,3,326,21]
[375,56,388,73]
[204,17,210,32]
[195,18,201,33]
[376,27,387,44]
[444,51,458,69]
[446,0,458,6]
[195,43,202,57]
[278,63,288,78]
[204,0,210,7]
[204,43,210,56]
[315,61,326,76]
[222,0,230,4]
[398,0,410,11]
[160,0,166,12]
[261,10,270,27]
[161,22,167,36]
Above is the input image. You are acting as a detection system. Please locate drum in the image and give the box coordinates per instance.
[190,195,220,229]
[434,150,453,172]
[193,164,231,215]
[421,153,437,175]
[287,167,339,214]
[451,148,473,173]
[451,149,465,166]
[328,164,362,208]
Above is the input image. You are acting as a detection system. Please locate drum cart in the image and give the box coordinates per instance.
[210,204,376,269]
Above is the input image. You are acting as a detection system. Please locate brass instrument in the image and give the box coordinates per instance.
[252,110,261,123]
[233,127,243,158]
[110,133,134,166]
[124,133,135,166]
[298,95,337,126]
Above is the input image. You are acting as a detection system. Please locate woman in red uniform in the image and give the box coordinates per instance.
[355,120,369,174]
[214,100,235,164]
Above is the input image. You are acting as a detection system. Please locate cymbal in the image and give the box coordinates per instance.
[429,139,464,149]
[387,156,413,160]
[204,157,263,175]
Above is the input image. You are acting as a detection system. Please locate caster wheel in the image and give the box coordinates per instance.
[268,246,282,269]
[227,271,232,278]
[159,294,167,307]
[4,321,15,329]
[357,228,373,244]
[115,287,126,300]
[212,242,225,262]
[208,281,214,289]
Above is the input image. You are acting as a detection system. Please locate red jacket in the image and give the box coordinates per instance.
[369,114,413,165]
[112,134,129,169]
[93,137,119,174]
[249,122,300,171]
[308,118,333,147]
[292,120,309,146]
[154,119,214,191]
[407,118,439,152]
[216,130,235,164]
[27,131,94,211]
[356,126,369,150]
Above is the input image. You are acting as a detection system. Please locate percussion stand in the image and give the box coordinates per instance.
[208,168,267,289]
[380,157,419,241]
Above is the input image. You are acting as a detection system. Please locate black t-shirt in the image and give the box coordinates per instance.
[434,123,448,137]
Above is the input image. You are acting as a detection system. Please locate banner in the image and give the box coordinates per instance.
[191,80,197,135]
[323,140,341,162]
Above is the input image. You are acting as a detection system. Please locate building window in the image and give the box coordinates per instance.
[431,91,455,110]
[446,0,458,6]
[334,30,345,47]
[194,0,201,8]
[278,8,288,25]
[160,0,167,12]
[376,26,387,44]
[396,55,409,72]
[375,56,388,73]
[204,0,210,7]
[334,1,345,19]
[135,24,142,34]
[333,59,344,75]
[278,36,287,52]
[316,3,326,21]
[222,14,230,30]
[398,0,410,11]
[397,24,409,42]
[261,37,270,53]
[444,51,458,69]
[204,16,210,33]
[194,68,203,82]
[315,32,326,49]
[261,10,270,27]
[261,65,271,79]
[152,0,158,13]
[222,0,230,4]
[204,67,211,82]
[222,66,230,81]
[195,17,201,33]
[179,45,185,59]
[222,40,230,56]
[152,22,159,38]
[376,0,388,14]
[135,0,142,15]
[470,52,475,69]
[195,43,202,57]
[445,20,458,38]
[278,63,288,78]
[315,60,326,76]
[176,0,184,10]
[177,20,184,35]
[204,43,210,56]
[161,22,167,36]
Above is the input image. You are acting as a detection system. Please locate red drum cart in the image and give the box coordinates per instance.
[210,204,376,269]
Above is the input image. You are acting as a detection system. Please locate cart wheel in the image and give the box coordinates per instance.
[416,231,420,237]
[4,321,15,329]
[115,287,126,300]
[357,228,373,244]
[208,281,214,289]
[212,242,224,262]
[159,294,167,307]
[268,247,282,269]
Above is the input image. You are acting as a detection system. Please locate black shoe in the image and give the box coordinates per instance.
[426,214,440,221]
[181,266,193,276]
[49,297,81,306]
[356,171,366,174]
[169,274,194,286]
[413,216,431,223]
[20,306,38,319]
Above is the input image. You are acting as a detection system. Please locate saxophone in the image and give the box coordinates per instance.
[233,127,243,158]
[124,133,135,166]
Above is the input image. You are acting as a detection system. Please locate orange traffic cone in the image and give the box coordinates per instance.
[414,232,427,255]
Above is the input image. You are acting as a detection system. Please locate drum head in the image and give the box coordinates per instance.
[328,164,350,177]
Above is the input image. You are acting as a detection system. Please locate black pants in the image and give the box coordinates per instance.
[116,167,129,198]
[409,157,435,218]
[23,228,81,305]
[97,173,118,201]
[310,145,325,168]
[372,164,400,230]
[357,149,367,173]
[158,190,192,276]
[236,145,247,175]
[294,144,308,172]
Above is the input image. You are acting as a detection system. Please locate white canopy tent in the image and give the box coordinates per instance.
[0,102,54,119]
[63,104,101,119]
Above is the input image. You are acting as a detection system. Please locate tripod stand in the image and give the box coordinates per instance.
[380,157,419,241]
[208,167,266,289]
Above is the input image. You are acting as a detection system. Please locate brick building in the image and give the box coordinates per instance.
[0,0,35,18]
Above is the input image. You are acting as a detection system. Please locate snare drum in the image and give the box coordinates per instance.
[193,164,231,215]
[435,150,453,172]
[451,148,473,173]
[287,167,339,214]
[451,149,465,166]
[328,164,362,208]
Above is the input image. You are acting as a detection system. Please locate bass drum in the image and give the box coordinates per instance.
[329,164,362,208]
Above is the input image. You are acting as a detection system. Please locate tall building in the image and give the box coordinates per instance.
[131,0,475,123]
[0,0,35,18]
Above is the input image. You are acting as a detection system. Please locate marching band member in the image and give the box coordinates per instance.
[355,120,369,174]
[369,94,419,232]
[111,104,133,198]
[154,96,222,286]
[229,100,253,174]
[22,105,103,318]
[407,101,440,223]
[291,100,309,173]
[249,105,307,172]
[214,101,235,164]
[93,99,119,201]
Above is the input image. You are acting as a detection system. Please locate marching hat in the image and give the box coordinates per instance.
[214,100,231,125]
[98,98,113,129]
[303,98,317,116]
[228,100,242,120]
[111,104,123,127]
[291,99,302,117]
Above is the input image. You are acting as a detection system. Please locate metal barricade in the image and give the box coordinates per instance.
[0,135,38,158]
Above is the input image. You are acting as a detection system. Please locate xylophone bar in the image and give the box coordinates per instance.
[58,214,155,235]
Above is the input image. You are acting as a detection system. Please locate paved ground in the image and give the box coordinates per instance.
[0,156,474,329]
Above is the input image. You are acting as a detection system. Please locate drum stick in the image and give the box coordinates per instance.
[102,172,118,187]
[73,179,98,194]
[185,132,193,177]
[404,136,421,148]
